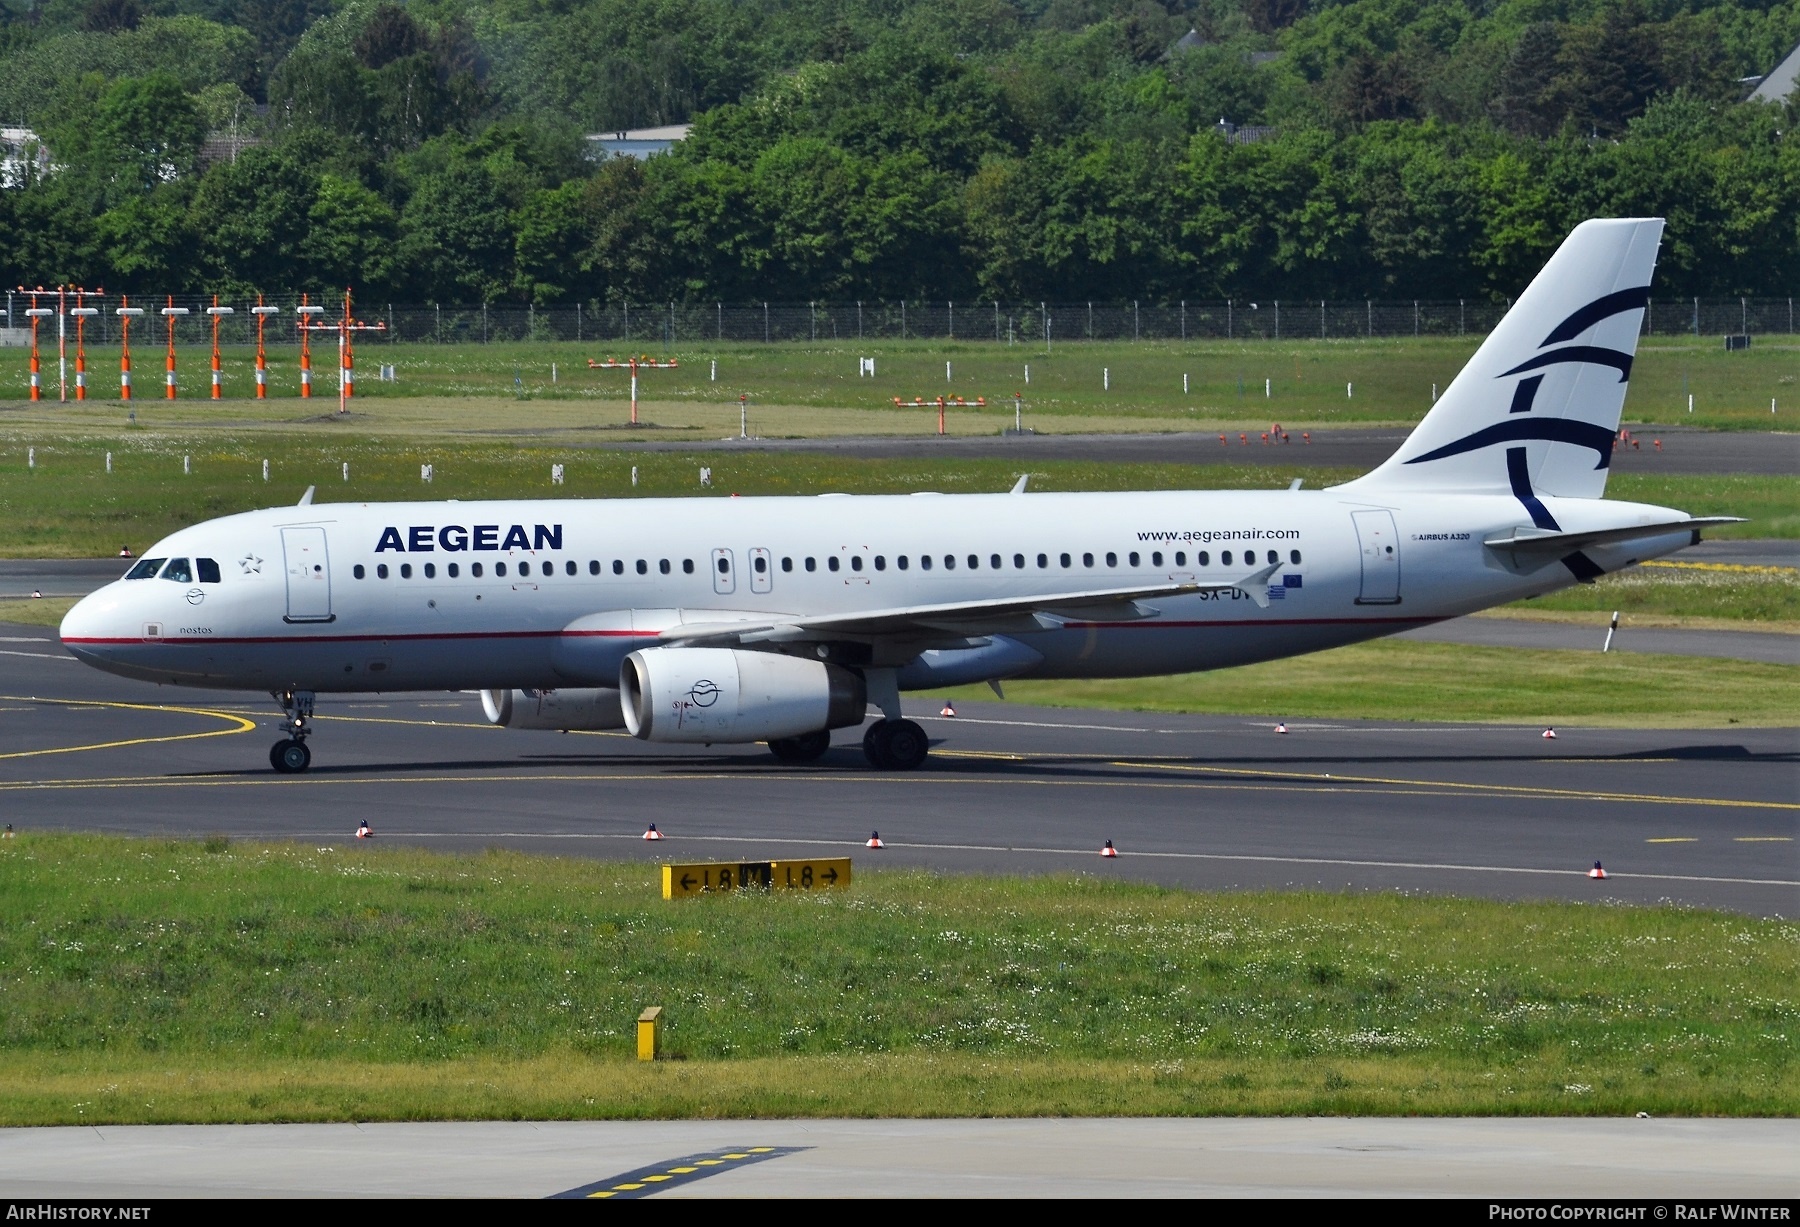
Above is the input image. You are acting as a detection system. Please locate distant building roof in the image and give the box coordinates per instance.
[1748,39,1800,102]
[199,131,262,166]
[1214,119,1277,145]
[586,125,692,160]
[1170,29,1206,54]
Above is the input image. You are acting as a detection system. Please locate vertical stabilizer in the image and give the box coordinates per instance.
[1342,218,1663,500]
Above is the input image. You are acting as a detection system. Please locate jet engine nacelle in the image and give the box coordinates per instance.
[621,647,866,743]
[480,687,627,731]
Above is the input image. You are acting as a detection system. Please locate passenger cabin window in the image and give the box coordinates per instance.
[1059,553,1071,568]
[751,557,765,574]
[425,563,437,578]
[1037,554,1048,569]
[683,559,695,574]
[1128,552,1139,567]
[1197,551,1209,566]
[494,562,506,577]
[637,560,648,575]
[850,556,863,572]
[1176,552,1187,566]
[448,563,460,578]
[660,559,671,575]
[197,558,221,583]
[1151,552,1163,567]
[943,555,956,570]
[805,558,816,572]
[1105,552,1116,567]
[1082,553,1094,568]
[967,555,979,570]
[400,563,412,579]
[566,561,576,576]
[874,556,886,571]
[126,557,165,580]
[828,557,840,572]
[1291,549,1302,564]
[920,555,932,571]
[471,562,483,578]
[516,561,528,577]
[781,557,793,572]
[353,564,365,579]
[160,558,192,583]
[377,563,389,579]
[1220,551,1230,566]
[716,557,730,574]
[1014,554,1025,569]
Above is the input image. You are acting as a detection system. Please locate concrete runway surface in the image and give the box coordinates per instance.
[1,1118,1795,1198]
[3,627,1793,915]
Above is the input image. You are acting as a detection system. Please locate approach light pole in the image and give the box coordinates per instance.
[69,290,101,400]
[161,298,190,398]
[251,296,279,398]
[297,288,386,414]
[22,289,50,401]
[588,354,678,426]
[206,298,234,399]
[296,296,323,397]
[116,299,143,399]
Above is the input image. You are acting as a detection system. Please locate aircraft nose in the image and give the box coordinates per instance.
[59,585,129,663]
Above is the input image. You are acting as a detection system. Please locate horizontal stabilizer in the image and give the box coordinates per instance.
[1483,517,1745,554]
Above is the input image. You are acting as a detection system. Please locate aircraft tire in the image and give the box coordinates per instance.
[882,719,929,770]
[768,730,831,762]
[861,720,893,768]
[270,739,312,774]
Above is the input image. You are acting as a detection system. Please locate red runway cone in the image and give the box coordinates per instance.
[356,820,373,839]
[1274,721,1288,734]
[941,701,956,717]
[866,831,884,849]
[1542,727,1558,739]
[642,823,664,841]
[1589,861,1607,880]
[1101,840,1118,858]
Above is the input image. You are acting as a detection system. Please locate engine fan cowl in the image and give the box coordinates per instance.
[480,687,627,730]
[621,648,865,743]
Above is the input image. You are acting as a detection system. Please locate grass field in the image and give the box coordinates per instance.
[1,835,1793,1124]
[3,335,1796,431]
[941,638,1799,727]
[0,432,1789,559]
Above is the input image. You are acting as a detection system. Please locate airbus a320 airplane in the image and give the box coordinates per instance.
[61,218,1738,773]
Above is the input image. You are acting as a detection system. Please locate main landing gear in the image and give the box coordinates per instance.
[863,719,929,771]
[270,689,315,774]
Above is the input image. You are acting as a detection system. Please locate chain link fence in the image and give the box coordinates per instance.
[3,293,1795,347]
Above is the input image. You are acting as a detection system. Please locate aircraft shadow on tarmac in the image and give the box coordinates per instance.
[157,739,1789,781]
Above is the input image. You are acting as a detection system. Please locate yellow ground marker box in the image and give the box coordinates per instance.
[637,1006,661,1061]
[661,858,851,899]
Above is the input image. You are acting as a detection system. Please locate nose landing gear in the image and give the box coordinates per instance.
[270,689,316,774]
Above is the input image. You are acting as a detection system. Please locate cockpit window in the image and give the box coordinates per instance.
[160,558,193,583]
[125,558,165,580]
[197,558,221,584]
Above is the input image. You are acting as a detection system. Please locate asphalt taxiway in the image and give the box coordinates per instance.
[3,1117,1796,1198]
[3,624,1793,915]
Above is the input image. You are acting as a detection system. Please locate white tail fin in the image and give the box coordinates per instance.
[1343,218,1664,502]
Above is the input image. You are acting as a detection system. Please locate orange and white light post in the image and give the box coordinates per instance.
[69,292,100,400]
[160,297,189,398]
[588,354,678,425]
[116,299,142,399]
[22,290,50,401]
[296,296,323,397]
[298,289,385,415]
[251,296,278,398]
[206,298,234,399]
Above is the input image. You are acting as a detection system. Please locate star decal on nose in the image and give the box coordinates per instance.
[238,553,263,575]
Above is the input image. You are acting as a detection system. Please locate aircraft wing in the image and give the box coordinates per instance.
[1482,517,1745,555]
[659,562,1283,647]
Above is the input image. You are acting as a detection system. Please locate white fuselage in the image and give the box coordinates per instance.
[60,488,1694,696]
